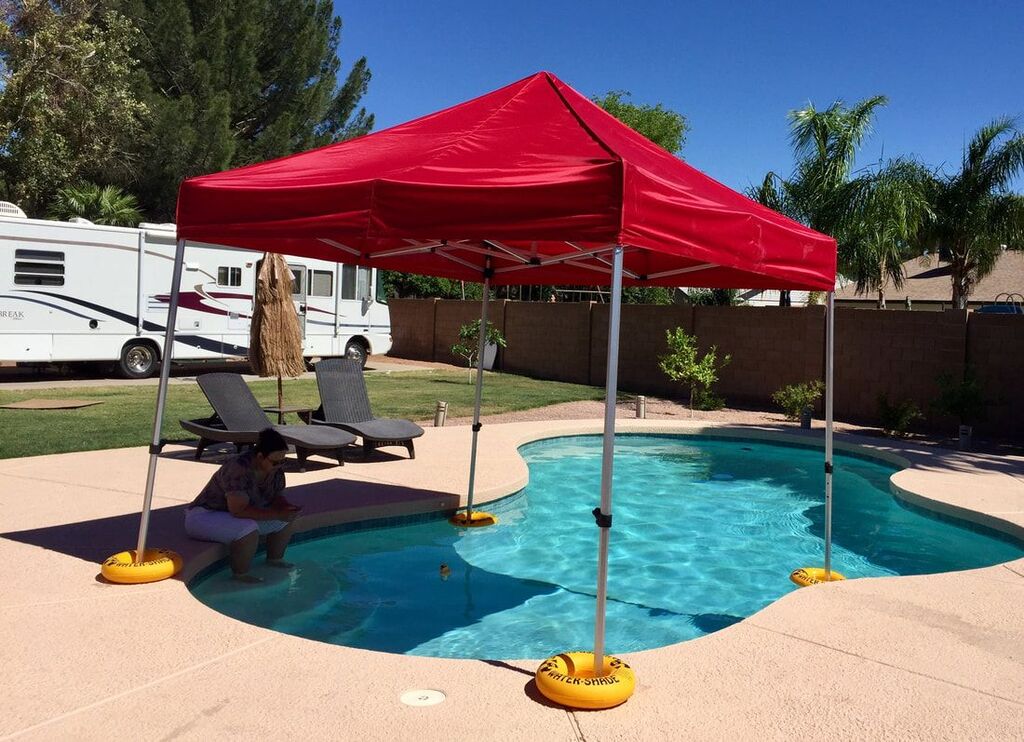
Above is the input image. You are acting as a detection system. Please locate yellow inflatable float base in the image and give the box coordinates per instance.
[449,511,498,528]
[790,567,846,587]
[535,652,635,710]
[101,548,183,584]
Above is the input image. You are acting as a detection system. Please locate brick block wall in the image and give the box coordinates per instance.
[833,308,967,428]
[967,313,1024,435]
[693,306,825,405]
[386,299,1022,439]
[387,298,436,360]
[502,301,592,383]
[590,304,695,393]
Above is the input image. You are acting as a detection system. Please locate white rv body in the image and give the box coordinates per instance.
[0,213,391,375]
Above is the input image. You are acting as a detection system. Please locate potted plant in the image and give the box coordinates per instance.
[771,380,824,429]
[451,319,507,380]
[932,369,987,450]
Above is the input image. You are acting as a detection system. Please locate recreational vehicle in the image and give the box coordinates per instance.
[0,204,391,377]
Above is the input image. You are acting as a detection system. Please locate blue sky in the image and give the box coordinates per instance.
[335,1,1024,192]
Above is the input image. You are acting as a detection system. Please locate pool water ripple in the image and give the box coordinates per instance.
[190,435,1024,659]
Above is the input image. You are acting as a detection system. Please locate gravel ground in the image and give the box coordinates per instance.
[438,396,859,430]
[435,396,1024,456]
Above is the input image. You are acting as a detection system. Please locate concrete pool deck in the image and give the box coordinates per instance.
[1,419,1022,740]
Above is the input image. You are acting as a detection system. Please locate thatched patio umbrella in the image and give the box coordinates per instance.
[249,251,306,412]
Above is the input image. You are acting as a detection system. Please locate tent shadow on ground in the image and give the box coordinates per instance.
[1,479,461,577]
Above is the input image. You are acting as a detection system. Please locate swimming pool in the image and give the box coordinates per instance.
[189,434,1024,659]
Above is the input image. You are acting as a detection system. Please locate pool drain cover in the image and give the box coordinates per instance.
[400,689,446,707]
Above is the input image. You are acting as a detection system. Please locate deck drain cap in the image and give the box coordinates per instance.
[401,689,446,707]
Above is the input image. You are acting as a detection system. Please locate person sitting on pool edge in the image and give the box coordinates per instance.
[185,428,301,582]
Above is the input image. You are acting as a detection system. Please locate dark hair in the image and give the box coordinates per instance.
[255,428,288,457]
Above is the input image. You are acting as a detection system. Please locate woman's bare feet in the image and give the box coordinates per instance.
[232,572,264,584]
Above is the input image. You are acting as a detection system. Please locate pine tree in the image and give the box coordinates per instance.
[106,0,373,218]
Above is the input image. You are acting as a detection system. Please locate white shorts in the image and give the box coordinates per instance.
[185,507,289,545]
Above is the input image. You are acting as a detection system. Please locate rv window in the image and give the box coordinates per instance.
[16,249,65,261]
[357,267,371,301]
[217,266,242,287]
[341,264,356,300]
[311,270,333,297]
[14,250,65,286]
[290,268,303,296]
[375,269,388,304]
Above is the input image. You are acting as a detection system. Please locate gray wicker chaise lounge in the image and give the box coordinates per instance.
[180,373,355,465]
[311,358,424,459]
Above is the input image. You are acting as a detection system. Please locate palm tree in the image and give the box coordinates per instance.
[919,118,1024,308]
[750,96,931,306]
[786,95,889,232]
[833,158,933,307]
[48,183,143,227]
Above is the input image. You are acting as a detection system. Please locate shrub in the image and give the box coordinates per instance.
[658,328,730,413]
[771,380,824,421]
[932,369,987,425]
[692,388,725,411]
[877,394,922,437]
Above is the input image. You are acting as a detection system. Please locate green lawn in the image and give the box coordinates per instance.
[0,371,606,460]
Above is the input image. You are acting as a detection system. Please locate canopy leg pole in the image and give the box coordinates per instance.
[464,264,491,519]
[593,245,623,673]
[134,239,185,561]
[824,291,835,577]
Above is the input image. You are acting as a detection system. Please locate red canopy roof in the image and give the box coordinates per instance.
[176,72,835,290]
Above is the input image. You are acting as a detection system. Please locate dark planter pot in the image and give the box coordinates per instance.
[800,406,813,429]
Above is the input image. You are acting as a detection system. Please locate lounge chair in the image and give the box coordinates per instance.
[311,358,424,459]
[180,373,355,465]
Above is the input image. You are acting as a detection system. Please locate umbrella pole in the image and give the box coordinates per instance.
[593,245,624,673]
[134,238,185,561]
[824,291,835,577]
[464,265,491,520]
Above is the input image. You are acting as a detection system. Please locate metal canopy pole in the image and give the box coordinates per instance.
[464,260,492,519]
[593,245,624,672]
[134,238,185,561]
[824,291,835,577]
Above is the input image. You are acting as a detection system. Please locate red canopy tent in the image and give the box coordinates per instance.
[175,71,834,291]
[129,71,837,700]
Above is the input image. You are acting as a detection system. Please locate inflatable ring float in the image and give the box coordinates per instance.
[790,567,846,587]
[535,652,635,709]
[449,510,498,528]
[101,548,183,584]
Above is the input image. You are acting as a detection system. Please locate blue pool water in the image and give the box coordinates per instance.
[189,435,1023,659]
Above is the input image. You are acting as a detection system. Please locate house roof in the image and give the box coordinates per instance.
[835,250,1024,304]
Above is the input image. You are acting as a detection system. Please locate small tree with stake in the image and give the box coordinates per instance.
[451,319,507,382]
[658,328,730,415]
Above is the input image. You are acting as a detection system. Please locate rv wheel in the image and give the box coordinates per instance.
[344,340,368,368]
[119,342,159,379]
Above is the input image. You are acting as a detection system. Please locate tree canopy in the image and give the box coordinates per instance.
[0,1,147,215]
[592,90,689,155]
[0,0,373,220]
